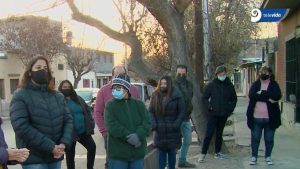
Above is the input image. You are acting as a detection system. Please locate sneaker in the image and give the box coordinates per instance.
[197,153,206,163]
[249,157,257,165]
[214,152,226,159]
[265,157,273,165]
[178,161,196,168]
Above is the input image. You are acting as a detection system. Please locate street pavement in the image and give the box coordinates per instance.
[1,95,300,169]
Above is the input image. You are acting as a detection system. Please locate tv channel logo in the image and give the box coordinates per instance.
[251,8,289,22]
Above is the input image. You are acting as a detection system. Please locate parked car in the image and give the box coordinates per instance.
[75,88,99,110]
[131,82,154,107]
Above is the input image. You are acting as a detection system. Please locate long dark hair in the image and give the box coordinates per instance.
[58,80,80,104]
[20,56,54,91]
[150,75,173,115]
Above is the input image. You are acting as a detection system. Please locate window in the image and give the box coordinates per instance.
[109,56,113,63]
[0,79,5,99]
[10,79,19,94]
[58,64,64,70]
[104,55,107,63]
[285,39,297,102]
[83,79,90,88]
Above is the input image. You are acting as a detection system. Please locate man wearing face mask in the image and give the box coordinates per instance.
[173,65,196,168]
[104,74,151,169]
[198,65,237,163]
[94,65,140,169]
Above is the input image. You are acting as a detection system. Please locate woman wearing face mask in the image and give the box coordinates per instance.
[149,75,185,169]
[198,65,237,163]
[58,80,96,169]
[10,56,73,169]
[246,66,281,165]
[104,74,151,169]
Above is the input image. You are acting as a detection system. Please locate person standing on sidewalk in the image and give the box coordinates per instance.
[246,66,281,166]
[1,117,30,169]
[58,80,96,169]
[10,56,73,169]
[174,65,196,168]
[94,65,140,169]
[198,65,237,163]
[104,74,151,169]
[149,75,185,169]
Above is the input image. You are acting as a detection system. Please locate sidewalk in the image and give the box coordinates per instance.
[233,96,300,169]
[183,96,300,169]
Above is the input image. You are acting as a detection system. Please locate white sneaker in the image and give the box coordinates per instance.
[214,152,226,159]
[198,153,206,163]
[249,157,257,165]
[265,157,273,165]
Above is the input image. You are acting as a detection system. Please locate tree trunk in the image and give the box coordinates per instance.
[73,76,81,89]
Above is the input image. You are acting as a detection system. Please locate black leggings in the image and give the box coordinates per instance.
[201,115,228,154]
[66,134,96,169]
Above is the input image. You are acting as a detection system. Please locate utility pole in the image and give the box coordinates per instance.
[202,0,213,81]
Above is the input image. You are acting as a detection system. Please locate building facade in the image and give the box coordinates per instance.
[263,0,300,128]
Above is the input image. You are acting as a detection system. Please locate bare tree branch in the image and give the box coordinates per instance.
[66,0,129,44]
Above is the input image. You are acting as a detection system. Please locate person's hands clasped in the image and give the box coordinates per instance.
[52,144,65,159]
[7,148,30,163]
[126,133,141,148]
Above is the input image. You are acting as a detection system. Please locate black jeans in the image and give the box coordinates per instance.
[66,134,96,169]
[201,115,228,154]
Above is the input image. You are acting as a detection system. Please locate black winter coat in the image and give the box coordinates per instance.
[246,79,282,130]
[202,77,237,117]
[10,83,73,164]
[149,88,185,150]
[174,79,193,120]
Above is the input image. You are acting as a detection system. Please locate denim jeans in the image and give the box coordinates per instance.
[108,158,144,169]
[66,135,96,169]
[178,120,192,163]
[201,115,228,154]
[104,135,108,169]
[22,161,61,169]
[158,148,176,169]
[251,118,275,158]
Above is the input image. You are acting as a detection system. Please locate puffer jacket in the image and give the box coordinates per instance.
[70,96,95,141]
[149,88,185,150]
[202,77,237,117]
[10,82,73,164]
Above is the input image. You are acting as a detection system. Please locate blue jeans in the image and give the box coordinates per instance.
[178,120,192,163]
[108,158,144,169]
[158,148,176,169]
[201,115,228,154]
[22,161,61,169]
[251,118,275,158]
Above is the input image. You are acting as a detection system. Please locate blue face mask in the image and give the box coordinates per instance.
[112,88,125,100]
[218,75,226,81]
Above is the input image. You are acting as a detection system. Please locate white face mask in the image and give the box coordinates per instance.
[218,75,226,81]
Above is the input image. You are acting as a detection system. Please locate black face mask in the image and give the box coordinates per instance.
[176,74,187,81]
[31,69,48,85]
[61,89,73,97]
[260,74,270,80]
[160,87,168,93]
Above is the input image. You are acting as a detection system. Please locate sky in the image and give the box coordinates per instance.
[0,0,126,64]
